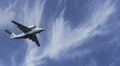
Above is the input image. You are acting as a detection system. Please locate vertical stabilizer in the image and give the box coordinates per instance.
[5,29,16,38]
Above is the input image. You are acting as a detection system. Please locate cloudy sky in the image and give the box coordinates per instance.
[0,0,120,66]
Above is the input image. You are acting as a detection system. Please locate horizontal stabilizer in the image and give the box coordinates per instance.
[5,29,12,35]
[5,29,16,38]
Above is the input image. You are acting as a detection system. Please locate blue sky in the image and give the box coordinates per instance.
[0,0,120,66]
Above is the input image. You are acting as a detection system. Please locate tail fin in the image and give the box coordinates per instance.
[5,29,16,39]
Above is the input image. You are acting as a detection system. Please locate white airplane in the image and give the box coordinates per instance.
[5,21,44,47]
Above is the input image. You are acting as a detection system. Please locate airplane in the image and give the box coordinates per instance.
[5,21,44,47]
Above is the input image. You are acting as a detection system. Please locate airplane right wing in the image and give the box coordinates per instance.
[11,21,31,33]
[29,34,40,47]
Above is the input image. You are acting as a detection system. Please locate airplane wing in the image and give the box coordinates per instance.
[11,21,31,33]
[29,34,40,46]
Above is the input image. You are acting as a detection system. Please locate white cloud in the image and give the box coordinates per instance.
[41,0,116,60]
[22,0,116,66]
[23,0,46,27]
[11,56,16,66]
[88,59,97,66]
[22,0,46,66]
[0,0,116,66]
[0,4,15,27]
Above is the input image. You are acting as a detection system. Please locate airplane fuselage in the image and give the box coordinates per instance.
[5,21,43,46]
[12,28,44,39]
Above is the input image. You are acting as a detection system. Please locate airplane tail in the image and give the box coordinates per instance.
[5,29,16,39]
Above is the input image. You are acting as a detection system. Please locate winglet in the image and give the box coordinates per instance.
[37,43,40,47]
[11,21,19,25]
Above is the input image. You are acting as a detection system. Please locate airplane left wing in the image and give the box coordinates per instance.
[29,34,40,47]
[11,21,31,33]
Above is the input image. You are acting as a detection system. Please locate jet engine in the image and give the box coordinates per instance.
[29,25,36,29]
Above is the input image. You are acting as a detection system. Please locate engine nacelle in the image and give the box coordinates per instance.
[29,25,36,29]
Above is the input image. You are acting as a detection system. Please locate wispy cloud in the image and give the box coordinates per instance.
[88,59,97,66]
[11,56,16,66]
[22,0,116,66]
[23,0,46,26]
[0,0,116,66]
[41,0,116,60]
[22,0,46,66]
[0,4,15,27]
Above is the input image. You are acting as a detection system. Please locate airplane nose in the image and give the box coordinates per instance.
[41,28,44,31]
[38,29,44,34]
[41,29,44,31]
[40,28,44,32]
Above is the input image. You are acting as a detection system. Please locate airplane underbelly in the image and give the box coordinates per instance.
[14,34,27,39]
[28,31,38,35]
